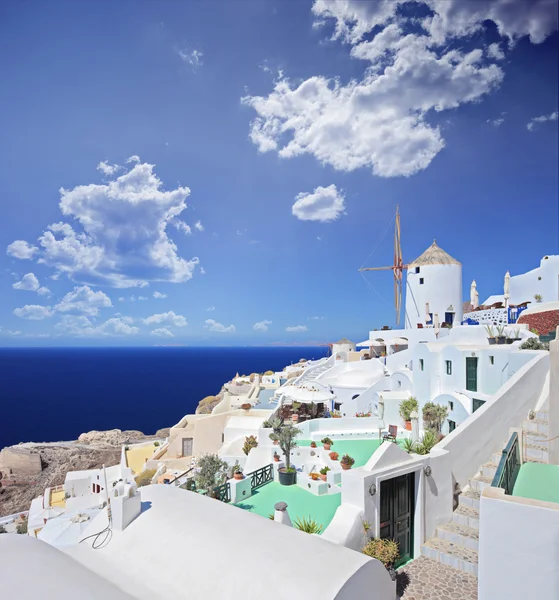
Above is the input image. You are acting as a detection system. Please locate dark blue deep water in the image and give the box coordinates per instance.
[0,347,328,449]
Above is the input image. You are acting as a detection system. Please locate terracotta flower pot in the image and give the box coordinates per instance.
[341,462,351,470]
[320,474,327,481]
[323,443,331,450]
[273,456,280,462]
[233,473,244,480]
[405,421,412,431]
[310,442,317,448]
[273,440,279,445]
[311,474,319,481]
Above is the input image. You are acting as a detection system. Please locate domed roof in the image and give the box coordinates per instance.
[409,240,460,267]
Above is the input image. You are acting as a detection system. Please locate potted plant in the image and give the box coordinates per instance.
[399,397,419,431]
[401,437,417,454]
[310,441,317,448]
[329,451,339,461]
[319,466,330,481]
[340,454,355,470]
[321,437,333,450]
[273,451,280,462]
[361,538,400,581]
[512,327,522,342]
[242,435,258,455]
[495,325,506,345]
[310,472,320,481]
[241,403,252,410]
[277,423,302,486]
[232,464,244,480]
[485,325,496,345]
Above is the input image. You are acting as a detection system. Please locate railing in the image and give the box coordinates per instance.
[248,464,273,491]
[169,467,194,487]
[212,481,231,503]
[491,431,521,495]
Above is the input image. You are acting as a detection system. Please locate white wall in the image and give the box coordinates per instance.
[478,487,559,600]
[438,352,549,488]
[550,329,559,464]
[405,262,463,329]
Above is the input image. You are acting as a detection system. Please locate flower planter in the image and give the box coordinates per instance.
[310,474,319,481]
[320,474,327,482]
[329,452,339,461]
[341,462,352,470]
[488,337,496,345]
[278,468,297,486]
[310,442,317,448]
[323,443,331,450]
[233,473,244,480]
[496,336,506,345]
[506,338,514,344]
[404,421,412,431]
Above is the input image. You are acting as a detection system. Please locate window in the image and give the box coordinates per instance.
[445,360,452,375]
[415,267,420,274]
[448,401,454,411]
[489,356,494,365]
[419,359,424,371]
[473,398,486,413]
[448,420,456,433]
[419,278,424,285]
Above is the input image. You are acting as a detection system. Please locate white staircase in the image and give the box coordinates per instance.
[421,409,550,576]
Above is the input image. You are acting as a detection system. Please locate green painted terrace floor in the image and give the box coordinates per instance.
[512,462,559,504]
[299,437,403,467]
[235,481,341,532]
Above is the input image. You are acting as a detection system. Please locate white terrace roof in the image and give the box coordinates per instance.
[279,382,335,403]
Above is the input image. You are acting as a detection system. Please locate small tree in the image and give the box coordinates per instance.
[422,402,448,433]
[399,397,419,421]
[277,424,301,472]
[195,454,229,491]
[242,435,258,456]
[16,517,28,535]
[520,337,549,351]
[0,524,7,534]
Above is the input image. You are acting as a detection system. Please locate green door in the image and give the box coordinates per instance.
[472,398,486,412]
[380,472,415,568]
[466,357,478,392]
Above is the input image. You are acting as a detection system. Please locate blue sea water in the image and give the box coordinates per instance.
[0,347,328,449]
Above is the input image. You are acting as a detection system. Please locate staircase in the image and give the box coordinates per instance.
[421,409,550,576]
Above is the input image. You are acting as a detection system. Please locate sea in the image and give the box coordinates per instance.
[0,346,328,449]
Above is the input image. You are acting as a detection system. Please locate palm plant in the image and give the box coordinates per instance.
[294,515,323,534]
[401,437,417,453]
[415,430,438,455]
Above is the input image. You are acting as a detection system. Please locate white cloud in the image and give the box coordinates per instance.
[12,160,199,288]
[56,314,139,336]
[194,220,204,232]
[487,43,505,60]
[119,297,125,302]
[200,266,206,275]
[487,113,506,127]
[143,311,188,327]
[7,240,39,260]
[37,286,51,296]
[13,304,53,320]
[13,273,40,291]
[254,320,272,332]
[207,306,215,311]
[308,316,325,320]
[55,285,112,316]
[153,291,167,299]
[527,111,558,131]
[243,1,557,178]
[96,161,121,176]
[178,48,203,70]
[292,185,346,222]
[126,155,141,164]
[172,219,192,235]
[151,327,174,337]
[285,325,308,332]
[205,319,235,333]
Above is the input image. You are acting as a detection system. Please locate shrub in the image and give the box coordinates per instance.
[401,438,417,453]
[362,538,400,567]
[231,462,243,475]
[294,516,323,535]
[195,454,229,491]
[415,430,438,455]
[321,437,333,446]
[242,435,258,456]
[154,441,160,447]
[340,454,355,466]
[319,466,331,475]
[135,468,157,487]
[399,397,419,421]
[422,402,448,433]
[16,517,28,535]
[520,337,549,351]
[534,294,543,303]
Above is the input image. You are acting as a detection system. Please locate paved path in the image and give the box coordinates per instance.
[397,556,478,600]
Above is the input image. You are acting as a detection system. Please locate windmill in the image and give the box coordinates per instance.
[358,206,408,325]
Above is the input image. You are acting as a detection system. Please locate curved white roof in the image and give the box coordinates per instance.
[279,381,335,402]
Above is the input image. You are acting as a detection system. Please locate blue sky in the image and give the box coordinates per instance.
[1,0,557,346]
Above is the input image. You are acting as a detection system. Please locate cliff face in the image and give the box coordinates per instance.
[0,428,164,517]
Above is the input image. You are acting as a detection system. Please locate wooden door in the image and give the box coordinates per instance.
[182,437,193,456]
[380,472,415,568]
[466,357,478,392]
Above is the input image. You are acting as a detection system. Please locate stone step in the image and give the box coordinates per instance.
[421,538,478,576]
[453,505,479,531]
[524,418,548,426]
[525,446,549,462]
[469,474,493,493]
[492,451,506,465]
[436,521,479,551]
[523,420,549,434]
[458,487,480,511]
[481,462,498,479]
[525,439,549,451]
[526,456,548,464]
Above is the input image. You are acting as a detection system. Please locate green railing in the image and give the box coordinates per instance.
[249,463,273,491]
[213,481,231,503]
[491,432,521,495]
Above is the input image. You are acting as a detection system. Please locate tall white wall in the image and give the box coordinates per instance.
[405,263,463,329]
[550,328,559,464]
[478,488,559,600]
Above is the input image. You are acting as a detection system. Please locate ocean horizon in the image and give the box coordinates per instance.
[0,346,329,449]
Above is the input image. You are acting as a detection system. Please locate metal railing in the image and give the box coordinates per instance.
[249,464,273,491]
[213,482,231,503]
[492,431,521,495]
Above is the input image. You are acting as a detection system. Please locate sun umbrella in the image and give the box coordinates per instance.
[410,410,420,443]
[504,271,510,307]
[425,302,431,323]
[377,395,385,440]
[470,280,478,309]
